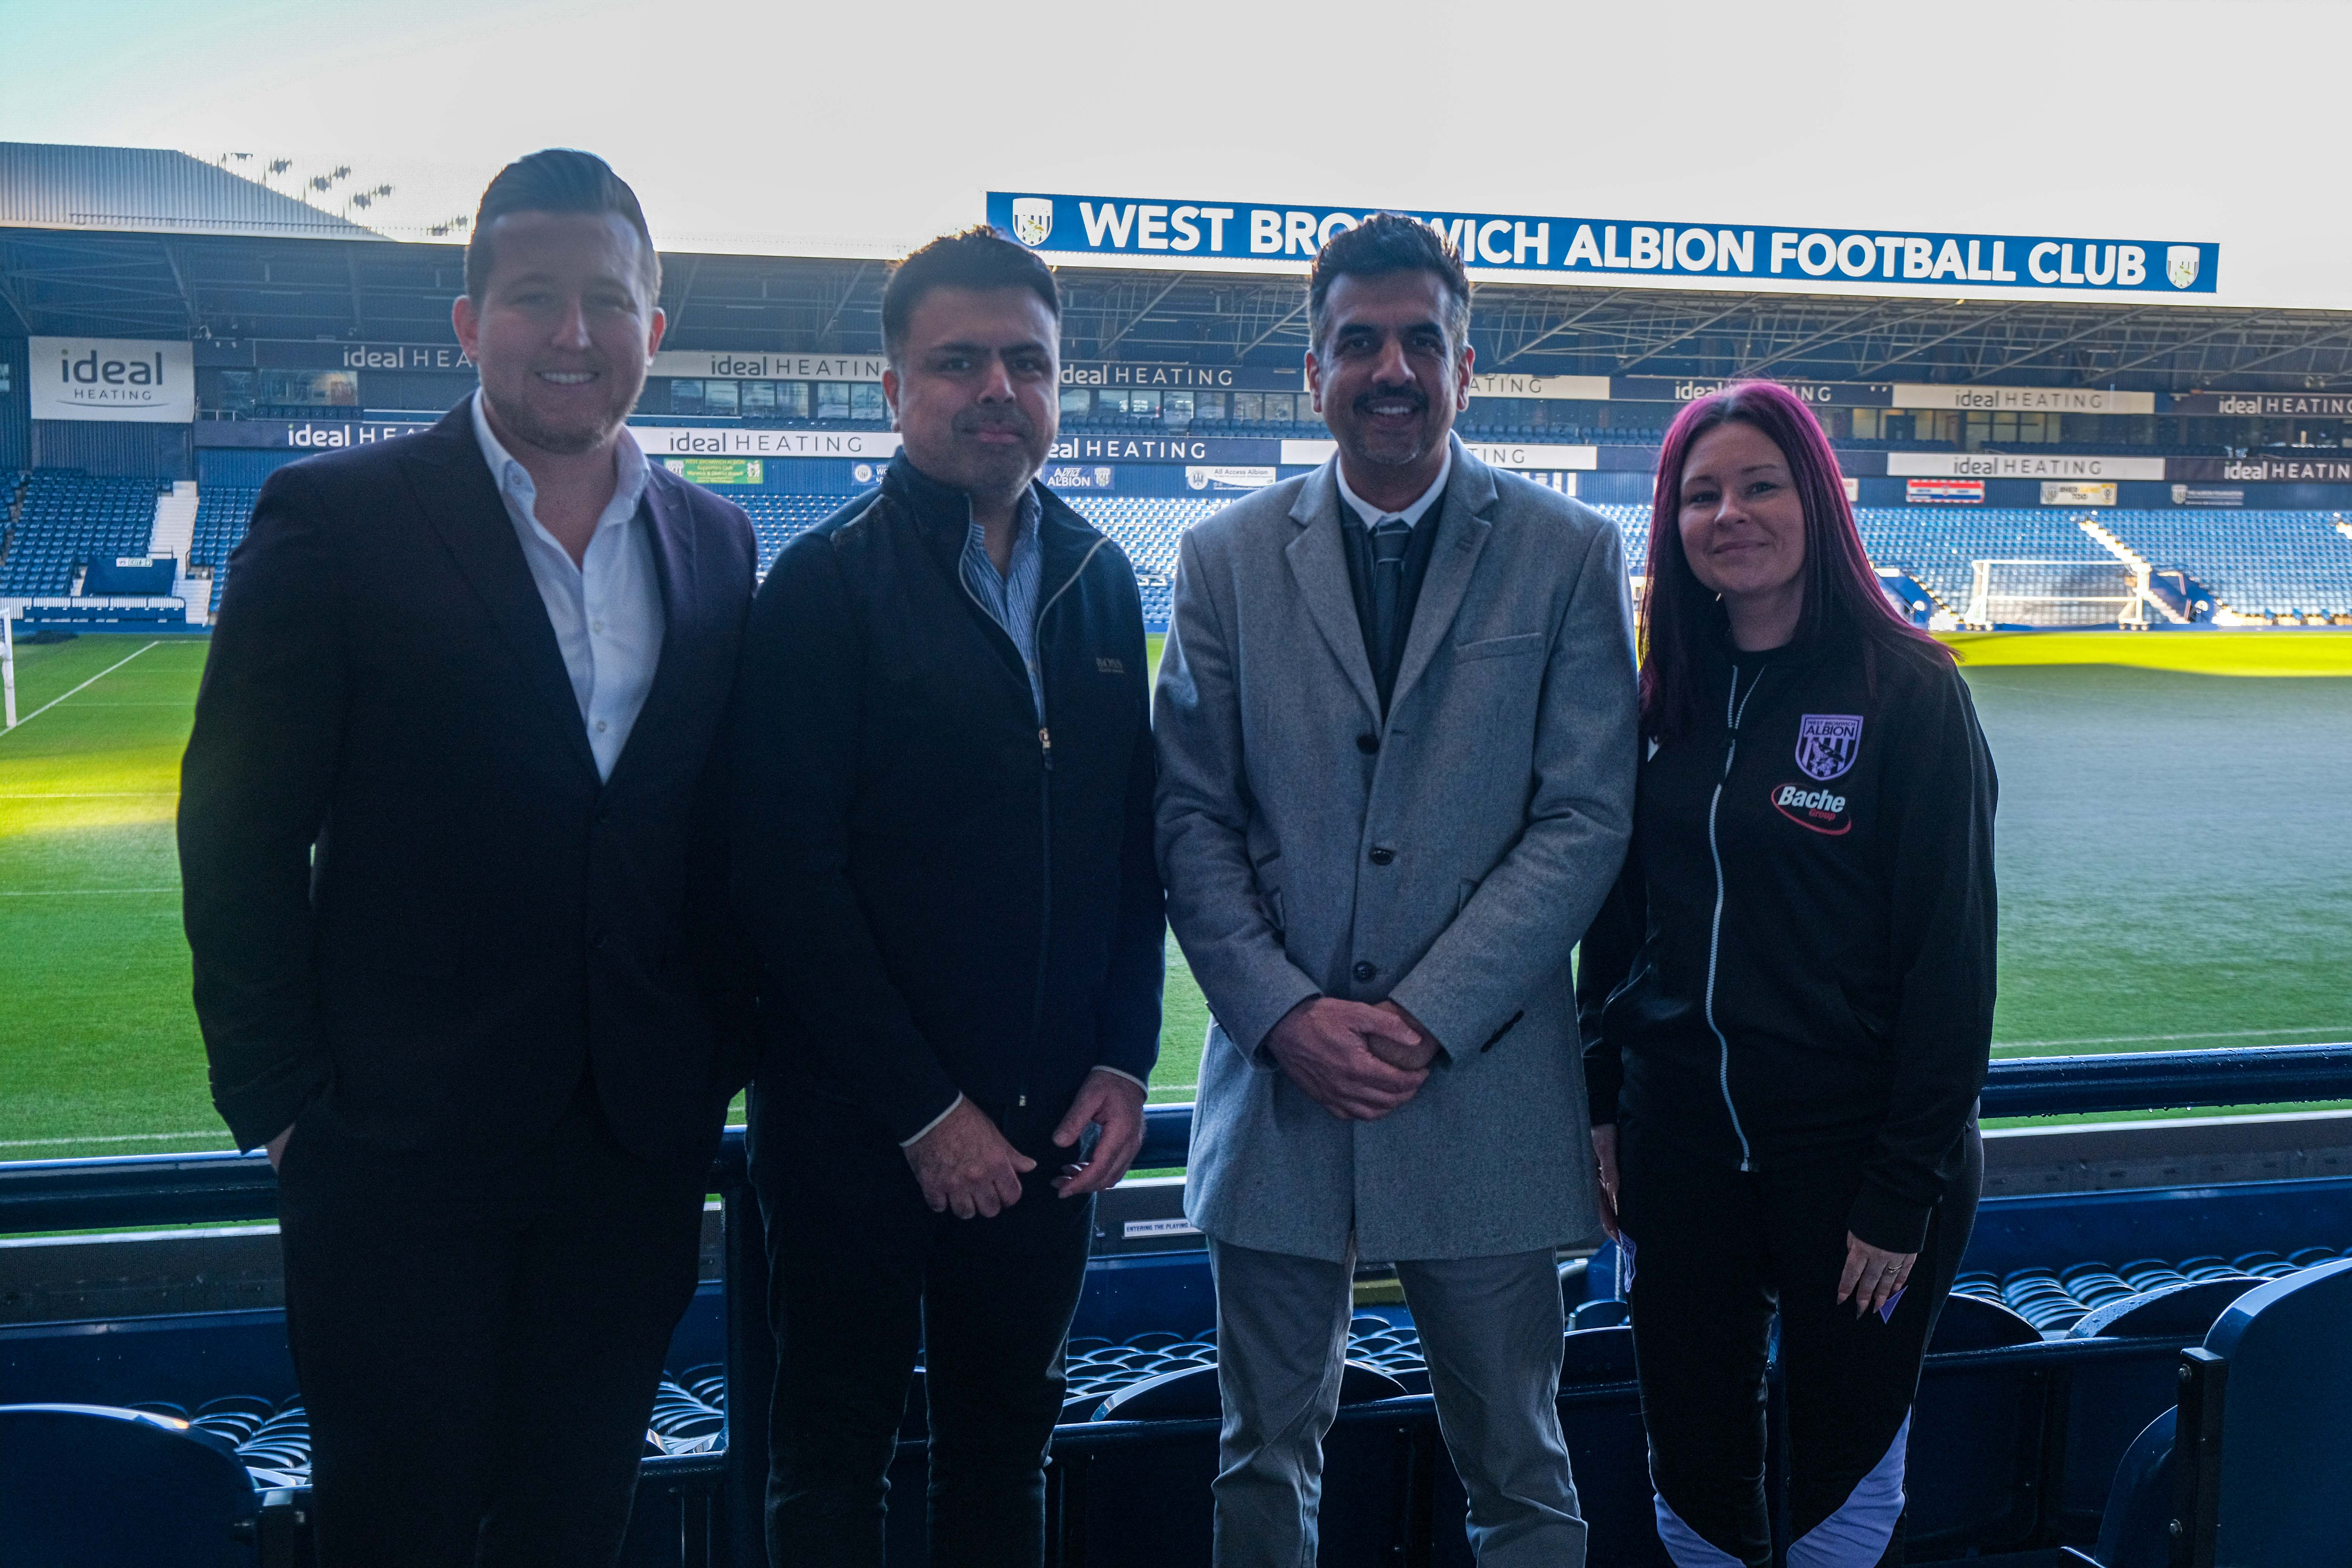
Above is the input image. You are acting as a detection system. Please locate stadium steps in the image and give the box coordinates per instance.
[147,483,205,626]
[2073,514,2188,625]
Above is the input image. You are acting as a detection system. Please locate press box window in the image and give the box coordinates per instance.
[776,381,811,418]
[1061,387,1092,418]
[740,380,778,418]
[816,382,851,420]
[1165,390,1194,423]
[1195,391,1227,422]
[851,383,887,421]
[259,369,358,407]
[1129,389,1161,419]
[672,379,705,415]
[1232,392,1263,422]
[703,380,740,417]
[1262,393,1294,423]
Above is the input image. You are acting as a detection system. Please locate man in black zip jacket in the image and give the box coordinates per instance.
[732,228,1163,1567]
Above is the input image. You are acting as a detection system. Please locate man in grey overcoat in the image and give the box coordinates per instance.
[1154,214,1638,1567]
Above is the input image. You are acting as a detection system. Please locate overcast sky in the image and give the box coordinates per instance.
[3,0,2347,309]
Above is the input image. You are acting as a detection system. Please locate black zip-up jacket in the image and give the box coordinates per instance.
[732,455,1163,1145]
[1578,623,1997,1253]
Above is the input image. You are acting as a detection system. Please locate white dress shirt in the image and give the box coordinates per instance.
[1334,444,1452,531]
[471,391,665,781]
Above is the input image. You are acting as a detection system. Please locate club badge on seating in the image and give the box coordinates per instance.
[1794,714,1864,782]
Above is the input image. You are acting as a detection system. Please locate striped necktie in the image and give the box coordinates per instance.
[1369,516,1412,680]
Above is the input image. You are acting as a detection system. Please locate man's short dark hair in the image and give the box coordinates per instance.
[1307,212,1472,356]
[882,226,1062,367]
[464,149,661,304]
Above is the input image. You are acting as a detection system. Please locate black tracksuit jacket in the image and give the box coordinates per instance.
[732,455,1163,1145]
[1578,622,1997,1254]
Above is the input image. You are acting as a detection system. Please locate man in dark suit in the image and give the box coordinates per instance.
[178,149,756,1567]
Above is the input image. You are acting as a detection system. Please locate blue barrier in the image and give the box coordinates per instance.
[4,1045,2346,1235]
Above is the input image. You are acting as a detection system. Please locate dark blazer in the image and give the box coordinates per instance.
[179,403,758,1171]
[733,455,1162,1147]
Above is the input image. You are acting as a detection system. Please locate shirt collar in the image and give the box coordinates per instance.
[470,388,649,521]
[1335,442,1452,530]
[962,485,1043,559]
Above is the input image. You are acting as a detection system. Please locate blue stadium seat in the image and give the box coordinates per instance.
[2064,1258,2352,1567]
[0,471,169,597]
[0,1404,262,1567]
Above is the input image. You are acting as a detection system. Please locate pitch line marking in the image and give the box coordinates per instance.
[0,1130,224,1149]
[0,887,179,895]
[1996,1025,2351,1049]
[0,640,162,737]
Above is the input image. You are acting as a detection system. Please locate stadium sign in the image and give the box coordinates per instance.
[1889,384,2156,415]
[1886,452,2166,481]
[988,192,2220,298]
[649,351,885,382]
[1472,373,1613,402]
[1064,361,1298,391]
[2180,455,2352,483]
[1187,466,1277,491]
[2165,392,2352,418]
[1044,464,1118,490]
[30,337,194,422]
[1279,438,1599,472]
[631,427,901,459]
[1908,479,1985,504]
[193,417,431,448]
[2041,481,2117,506]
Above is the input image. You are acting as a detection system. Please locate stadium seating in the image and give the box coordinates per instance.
[2099,509,2352,619]
[0,471,169,597]
[2064,1259,2352,1568]
[732,493,851,576]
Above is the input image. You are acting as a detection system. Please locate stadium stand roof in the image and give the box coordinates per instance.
[0,143,380,242]
[5,141,2352,395]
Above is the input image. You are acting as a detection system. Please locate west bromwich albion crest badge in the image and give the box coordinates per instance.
[1795,714,1864,781]
[1011,198,1054,248]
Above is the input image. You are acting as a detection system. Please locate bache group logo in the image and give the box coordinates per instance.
[1773,714,1864,835]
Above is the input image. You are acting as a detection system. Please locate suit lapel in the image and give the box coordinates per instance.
[400,406,601,784]
[1284,462,1381,721]
[1386,436,1498,718]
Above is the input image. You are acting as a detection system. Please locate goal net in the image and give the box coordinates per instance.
[1966,559,2145,628]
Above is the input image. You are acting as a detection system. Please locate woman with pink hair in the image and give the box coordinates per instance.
[1577,381,1998,1568]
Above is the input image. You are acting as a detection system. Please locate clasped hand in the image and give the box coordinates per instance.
[1264,997,1439,1121]
[902,1068,1148,1219]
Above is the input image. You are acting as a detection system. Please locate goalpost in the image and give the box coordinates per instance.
[1966,559,2149,629]
[2,611,15,729]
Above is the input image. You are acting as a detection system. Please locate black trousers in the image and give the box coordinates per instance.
[1617,1122,1982,1568]
[274,1081,709,1568]
[749,1084,1095,1568]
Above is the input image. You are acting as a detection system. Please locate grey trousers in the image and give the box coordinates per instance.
[1208,1237,1586,1568]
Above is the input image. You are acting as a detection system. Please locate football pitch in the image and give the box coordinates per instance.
[2,629,2348,1161]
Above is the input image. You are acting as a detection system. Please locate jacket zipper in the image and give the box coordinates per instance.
[1704,664,1764,1170]
[959,527,1111,1115]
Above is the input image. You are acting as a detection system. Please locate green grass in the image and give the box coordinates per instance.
[2,629,2346,1160]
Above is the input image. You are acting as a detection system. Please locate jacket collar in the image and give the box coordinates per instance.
[1284,433,1499,721]
[885,450,1105,600]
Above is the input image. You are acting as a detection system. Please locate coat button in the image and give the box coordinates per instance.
[1368,847,1395,866]
[1356,733,1380,755]
[1352,960,1376,982]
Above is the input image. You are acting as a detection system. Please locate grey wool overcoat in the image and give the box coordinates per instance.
[1154,436,1639,1263]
